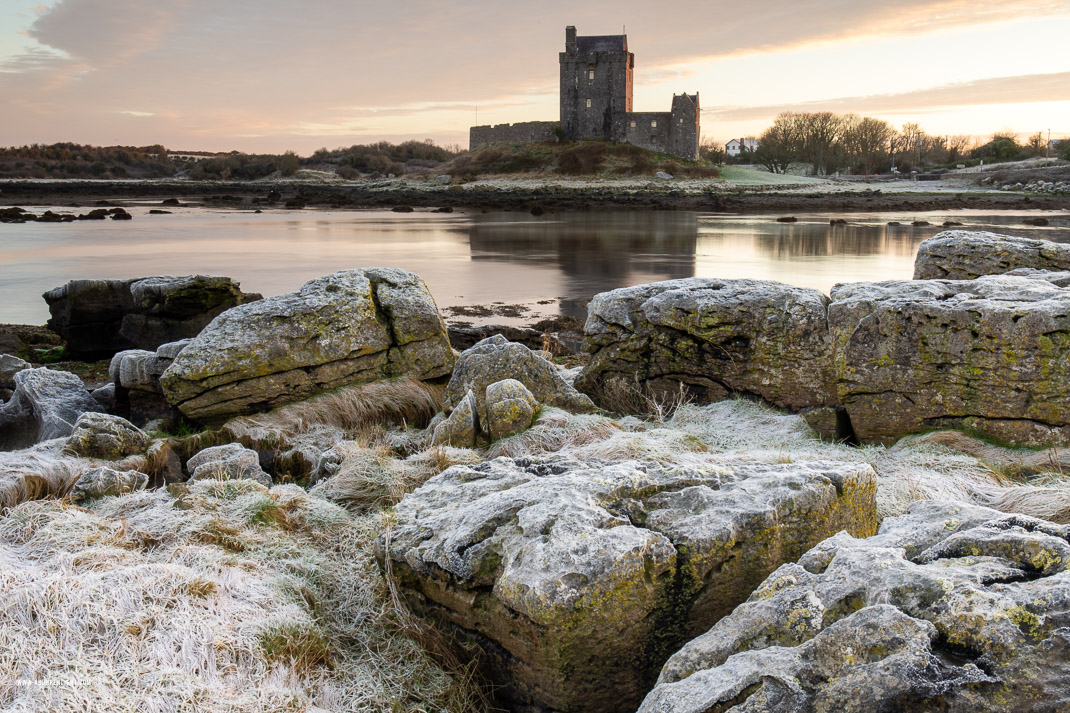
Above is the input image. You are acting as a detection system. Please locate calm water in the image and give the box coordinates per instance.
[1,206,1067,325]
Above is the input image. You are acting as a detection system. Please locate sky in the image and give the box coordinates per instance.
[1,0,1068,153]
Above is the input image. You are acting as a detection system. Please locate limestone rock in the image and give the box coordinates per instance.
[91,383,115,410]
[576,278,836,411]
[914,231,1070,280]
[44,275,250,357]
[830,274,1070,445]
[0,354,29,390]
[431,389,479,448]
[160,268,455,423]
[485,378,538,440]
[63,412,150,460]
[69,466,149,504]
[110,340,189,425]
[443,335,593,422]
[187,443,272,487]
[0,368,104,450]
[641,501,1070,713]
[378,455,877,713]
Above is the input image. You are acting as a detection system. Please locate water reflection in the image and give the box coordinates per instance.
[0,207,1066,325]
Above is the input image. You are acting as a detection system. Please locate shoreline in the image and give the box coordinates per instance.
[2,178,1068,213]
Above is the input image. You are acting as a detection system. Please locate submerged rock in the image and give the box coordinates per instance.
[69,466,149,504]
[44,275,253,357]
[576,278,836,411]
[915,231,1070,280]
[830,274,1070,445]
[0,368,104,450]
[187,444,272,487]
[160,268,455,422]
[378,455,877,713]
[641,501,1070,713]
[63,412,150,460]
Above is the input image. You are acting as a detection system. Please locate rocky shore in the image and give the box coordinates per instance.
[2,178,1069,213]
[3,229,1070,711]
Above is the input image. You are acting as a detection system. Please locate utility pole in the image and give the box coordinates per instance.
[1048,129,1052,159]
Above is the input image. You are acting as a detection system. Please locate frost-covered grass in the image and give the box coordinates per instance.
[0,480,477,712]
[5,394,1070,711]
[479,400,1070,521]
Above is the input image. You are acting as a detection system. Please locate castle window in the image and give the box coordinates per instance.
[630,121,636,128]
[586,98,592,109]
[588,69,595,80]
[651,120,657,128]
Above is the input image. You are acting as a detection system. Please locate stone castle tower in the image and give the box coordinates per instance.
[470,26,701,161]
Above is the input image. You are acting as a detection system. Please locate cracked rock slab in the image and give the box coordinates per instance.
[641,501,1070,713]
[914,231,1070,280]
[829,274,1070,445]
[575,278,836,411]
[160,268,455,422]
[377,455,877,713]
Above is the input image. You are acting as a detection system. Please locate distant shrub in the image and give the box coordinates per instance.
[278,151,300,177]
[336,165,359,180]
[558,143,607,175]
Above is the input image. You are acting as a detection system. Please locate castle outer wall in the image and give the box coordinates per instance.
[469,122,558,149]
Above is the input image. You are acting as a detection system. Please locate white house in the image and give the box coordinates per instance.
[726,138,759,156]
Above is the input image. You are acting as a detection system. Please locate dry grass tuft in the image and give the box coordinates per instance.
[310,443,480,511]
[0,447,92,512]
[256,378,444,437]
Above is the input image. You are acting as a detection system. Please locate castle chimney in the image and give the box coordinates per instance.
[565,26,577,52]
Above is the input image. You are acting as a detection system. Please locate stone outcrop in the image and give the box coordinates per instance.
[641,501,1070,713]
[62,412,150,460]
[43,275,255,357]
[443,335,594,420]
[0,368,104,450]
[378,455,877,713]
[69,466,149,504]
[829,274,1070,445]
[110,339,189,425]
[576,278,836,411]
[187,444,272,487]
[914,231,1070,280]
[160,269,455,422]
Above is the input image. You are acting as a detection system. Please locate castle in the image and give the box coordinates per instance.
[469,26,700,161]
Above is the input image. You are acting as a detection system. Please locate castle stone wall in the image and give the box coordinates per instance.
[470,122,558,149]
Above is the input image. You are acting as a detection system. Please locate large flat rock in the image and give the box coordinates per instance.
[641,501,1070,713]
[378,455,877,712]
[575,278,836,411]
[830,274,1070,445]
[160,268,455,422]
[915,230,1070,280]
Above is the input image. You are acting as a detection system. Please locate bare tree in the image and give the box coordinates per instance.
[842,115,895,174]
[1027,132,1046,156]
[945,135,974,163]
[755,113,801,174]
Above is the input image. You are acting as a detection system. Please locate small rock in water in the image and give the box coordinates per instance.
[776,216,797,223]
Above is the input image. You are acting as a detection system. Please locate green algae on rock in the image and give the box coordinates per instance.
[829,273,1070,445]
[160,269,455,422]
[576,278,837,412]
[377,455,877,713]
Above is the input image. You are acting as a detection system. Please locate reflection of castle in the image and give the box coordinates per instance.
[463,212,698,321]
[470,26,700,161]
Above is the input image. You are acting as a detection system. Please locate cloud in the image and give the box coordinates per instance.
[0,0,1067,150]
[705,71,1070,121]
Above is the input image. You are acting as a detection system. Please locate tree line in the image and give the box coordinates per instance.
[734,112,1066,175]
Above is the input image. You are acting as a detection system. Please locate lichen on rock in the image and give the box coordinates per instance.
[378,455,877,712]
